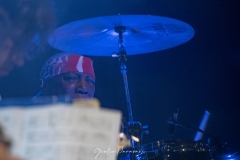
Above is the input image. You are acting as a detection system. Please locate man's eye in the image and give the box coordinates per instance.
[86,78,95,85]
[64,76,78,82]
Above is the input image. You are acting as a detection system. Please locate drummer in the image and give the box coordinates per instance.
[33,52,95,100]
[33,52,131,158]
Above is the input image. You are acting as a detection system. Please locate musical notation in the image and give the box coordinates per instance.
[0,103,121,160]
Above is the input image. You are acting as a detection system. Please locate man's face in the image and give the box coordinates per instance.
[44,72,95,99]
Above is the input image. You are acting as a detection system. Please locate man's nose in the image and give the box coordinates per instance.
[76,78,88,94]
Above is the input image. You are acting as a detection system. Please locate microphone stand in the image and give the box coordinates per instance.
[167,119,216,138]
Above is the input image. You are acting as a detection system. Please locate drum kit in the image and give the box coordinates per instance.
[48,15,239,160]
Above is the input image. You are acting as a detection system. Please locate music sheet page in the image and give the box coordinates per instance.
[0,103,122,160]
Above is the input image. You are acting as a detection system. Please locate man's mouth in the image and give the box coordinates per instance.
[73,94,90,99]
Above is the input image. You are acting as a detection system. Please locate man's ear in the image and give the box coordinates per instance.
[40,79,52,93]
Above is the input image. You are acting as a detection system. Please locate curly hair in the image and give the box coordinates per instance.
[0,0,56,59]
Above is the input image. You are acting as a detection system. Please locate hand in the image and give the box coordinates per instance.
[0,143,21,160]
[117,133,131,152]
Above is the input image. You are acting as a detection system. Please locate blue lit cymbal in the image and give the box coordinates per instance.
[48,15,194,56]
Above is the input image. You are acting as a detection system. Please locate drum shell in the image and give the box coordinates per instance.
[215,151,240,160]
[136,139,212,160]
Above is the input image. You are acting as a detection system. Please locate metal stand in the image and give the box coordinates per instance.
[113,26,147,160]
[114,26,133,123]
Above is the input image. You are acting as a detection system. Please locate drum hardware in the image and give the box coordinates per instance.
[121,118,149,160]
[167,109,180,136]
[48,15,195,56]
[167,114,229,160]
[48,14,195,160]
[136,140,213,160]
[167,115,215,137]
[113,25,133,123]
[111,25,145,157]
[216,151,240,160]
[207,138,228,159]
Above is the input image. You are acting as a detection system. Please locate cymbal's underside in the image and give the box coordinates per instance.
[48,15,195,56]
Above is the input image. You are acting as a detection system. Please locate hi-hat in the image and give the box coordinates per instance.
[48,15,194,56]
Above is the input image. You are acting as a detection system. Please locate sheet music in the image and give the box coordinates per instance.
[0,103,121,160]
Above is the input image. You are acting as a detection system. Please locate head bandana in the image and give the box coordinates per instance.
[40,53,95,81]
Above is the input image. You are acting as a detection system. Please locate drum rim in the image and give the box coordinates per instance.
[140,139,209,152]
[137,139,212,159]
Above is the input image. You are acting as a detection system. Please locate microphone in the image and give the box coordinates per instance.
[194,110,210,141]
[167,109,179,136]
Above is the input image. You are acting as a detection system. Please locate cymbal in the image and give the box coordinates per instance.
[48,15,194,56]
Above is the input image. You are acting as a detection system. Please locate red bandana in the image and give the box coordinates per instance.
[40,53,95,80]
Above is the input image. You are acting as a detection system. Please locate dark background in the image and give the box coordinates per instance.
[0,0,240,154]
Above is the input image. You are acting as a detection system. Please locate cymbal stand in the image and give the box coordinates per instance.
[113,26,143,159]
[114,26,133,123]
